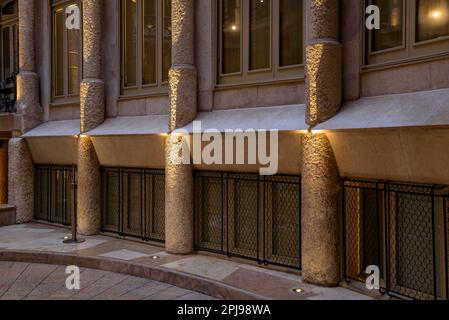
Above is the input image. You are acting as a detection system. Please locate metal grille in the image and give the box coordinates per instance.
[343,178,449,300]
[34,165,75,226]
[101,168,165,243]
[194,171,301,270]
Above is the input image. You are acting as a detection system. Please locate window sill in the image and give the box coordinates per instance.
[118,91,169,102]
[362,52,449,73]
[214,77,305,91]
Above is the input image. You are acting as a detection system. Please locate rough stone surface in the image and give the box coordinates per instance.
[18,0,35,72]
[82,0,103,79]
[308,0,339,41]
[306,41,342,126]
[301,133,340,287]
[0,141,7,204]
[80,79,105,133]
[165,134,194,254]
[169,66,197,131]
[172,0,195,65]
[8,138,34,224]
[16,72,43,133]
[77,136,101,236]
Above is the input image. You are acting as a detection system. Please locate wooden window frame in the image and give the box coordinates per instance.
[365,0,449,68]
[120,0,171,97]
[51,0,82,105]
[0,0,18,83]
[217,0,304,86]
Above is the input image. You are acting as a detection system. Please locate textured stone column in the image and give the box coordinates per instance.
[8,138,34,223]
[165,0,197,254]
[305,0,342,126]
[77,136,101,235]
[302,133,340,286]
[17,0,43,133]
[0,140,8,204]
[77,0,104,235]
[165,134,194,254]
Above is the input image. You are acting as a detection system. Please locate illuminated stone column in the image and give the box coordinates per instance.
[165,0,197,254]
[302,133,340,286]
[80,0,104,132]
[165,134,194,254]
[77,0,104,235]
[305,0,342,126]
[0,140,8,204]
[16,0,43,133]
[8,138,34,223]
[77,135,101,235]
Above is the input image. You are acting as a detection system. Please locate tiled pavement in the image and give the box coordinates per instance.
[0,223,373,300]
[0,261,214,300]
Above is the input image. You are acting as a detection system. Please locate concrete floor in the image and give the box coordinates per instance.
[0,223,373,300]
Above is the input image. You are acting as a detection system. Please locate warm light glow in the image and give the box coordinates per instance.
[231,25,237,31]
[430,10,443,19]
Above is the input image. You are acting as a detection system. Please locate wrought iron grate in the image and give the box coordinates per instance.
[34,165,76,226]
[194,171,301,270]
[342,178,449,300]
[101,168,166,243]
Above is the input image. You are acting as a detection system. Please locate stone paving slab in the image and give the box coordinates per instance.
[0,223,374,300]
[0,262,213,300]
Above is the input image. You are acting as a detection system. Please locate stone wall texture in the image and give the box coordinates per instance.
[8,138,34,224]
[82,0,103,79]
[80,79,105,133]
[77,136,101,235]
[165,134,194,254]
[305,41,342,126]
[301,133,340,287]
[169,66,197,131]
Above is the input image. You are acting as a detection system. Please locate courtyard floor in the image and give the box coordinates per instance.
[0,223,372,300]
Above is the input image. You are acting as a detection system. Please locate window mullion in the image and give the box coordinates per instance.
[272,0,279,78]
[157,0,162,87]
[137,0,143,89]
[242,0,249,79]
[63,7,68,98]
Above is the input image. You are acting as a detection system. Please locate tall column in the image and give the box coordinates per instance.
[0,140,8,204]
[302,133,339,286]
[165,0,197,254]
[16,0,43,133]
[8,138,34,223]
[77,0,104,235]
[305,0,342,126]
[302,0,341,287]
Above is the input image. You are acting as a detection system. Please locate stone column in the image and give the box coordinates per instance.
[8,138,34,223]
[305,0,342,126]
[302,133,340,286]
[77,0,104,235]
[165,0,197,254]
[0,140,8,204]
[16,0,43,133]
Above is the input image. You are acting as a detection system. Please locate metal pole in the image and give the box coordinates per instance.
[63,162,85,244]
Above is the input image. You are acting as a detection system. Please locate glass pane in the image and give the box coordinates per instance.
[222,0,241,74]
[143,0,156,85]
[54,9,64,96]
[162,0,172,82]
[2,27,10,80]
[416,0,449,42]
[125,0,137,87]
[2,1,16,16]
[250,0,270,70]
[371,0,403,52]
[67,5,79,96]
[13,24,18,73]
[280,0,303,67]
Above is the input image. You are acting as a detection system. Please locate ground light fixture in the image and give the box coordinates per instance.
[292,288,306,295]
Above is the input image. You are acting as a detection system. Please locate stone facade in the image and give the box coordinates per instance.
[2,0,449,295]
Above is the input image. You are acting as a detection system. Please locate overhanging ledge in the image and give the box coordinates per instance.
[22,120,80,165]
[87,116,169,169]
